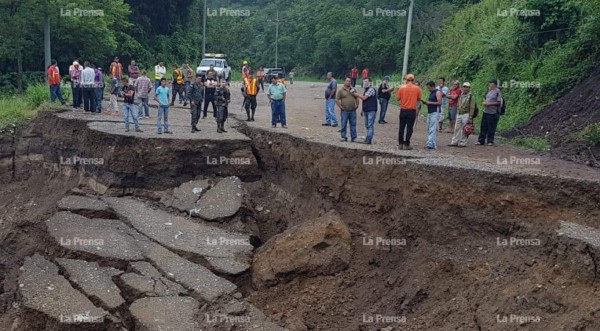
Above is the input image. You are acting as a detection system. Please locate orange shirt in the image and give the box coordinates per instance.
[47,65,61,85]
[396,83,422,110]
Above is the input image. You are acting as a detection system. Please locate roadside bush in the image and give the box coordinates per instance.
[577,123,600,147]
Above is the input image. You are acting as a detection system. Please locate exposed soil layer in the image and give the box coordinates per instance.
[0,111,599,330]
[504,69,600,167]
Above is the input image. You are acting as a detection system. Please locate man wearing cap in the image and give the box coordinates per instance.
[242,61,250,80]
[69,61,82,111]
[449,82,476,147]
[109,57,123,80]
[378,76,394,124]
[322,72,338,127]
[395,74,422,150]
[478,79,503,146]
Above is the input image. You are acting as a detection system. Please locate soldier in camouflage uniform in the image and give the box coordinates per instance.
[188,75,204,133]
[215,82,231,133]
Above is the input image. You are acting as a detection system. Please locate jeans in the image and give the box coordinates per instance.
[426,112,440,148]
[271,100,286,126]
[82,86,96,112]
[325,98,338,125]
[171,84,184,104]
[451,113,470,146]
[478,112,500,144]
[138,97,149,117]
[157,105,170,132]
[49,84,65,104]
[191,101,202,127]
[398,110,417,146]
[378,98,389,123]
[71,85,82,108]
[340,110,357,140]
[123,103,140,130]
[204,93,216,117]
[109,95,119,112]
[94,88,103,112]
[364,111,376,142]
[448,107,457,121]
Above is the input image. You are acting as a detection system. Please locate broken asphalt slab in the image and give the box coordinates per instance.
[191,176,243,221]
[129,296,200,331]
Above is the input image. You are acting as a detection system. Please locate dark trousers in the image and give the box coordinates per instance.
[258,79,264,91]
[171,84,184,104]
[95,88,103,112]
[398,110,417,146]
[82,87,96,112]
[351,78,357,87]
[478,112,500,144]
[244,95,257,119]
[72,85,82,108]
[203,93,216,117]
[191,101,202,127]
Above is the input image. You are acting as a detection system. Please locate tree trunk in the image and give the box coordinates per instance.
[16,47,23,91]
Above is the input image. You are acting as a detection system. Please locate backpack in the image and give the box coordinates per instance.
[499,98,506,115]
[469,95,480,118]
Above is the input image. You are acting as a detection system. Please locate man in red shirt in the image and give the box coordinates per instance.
[446,80,461,133]
[361,67,369,88]
[47,59,65,105]
[350,66,358,87]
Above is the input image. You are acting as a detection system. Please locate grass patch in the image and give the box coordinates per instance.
[0,83,70,129]
[576,123,600,147]
[507,136,551,151]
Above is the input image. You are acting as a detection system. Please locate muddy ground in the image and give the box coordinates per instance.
[0,81,599,330]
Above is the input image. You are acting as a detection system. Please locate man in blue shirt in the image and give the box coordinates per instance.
[353,78,377,144]
[267,76,288,128]
[153,78,173,135]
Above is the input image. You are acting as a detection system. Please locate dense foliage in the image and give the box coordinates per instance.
[1,0,598,131]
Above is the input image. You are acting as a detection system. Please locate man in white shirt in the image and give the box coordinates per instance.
[154,62,166,91]
[81,62,96,113]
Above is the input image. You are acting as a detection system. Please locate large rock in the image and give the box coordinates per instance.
[104,197,252,274]
[119,261,185,298]
[252,211,352,288]
[139,241,237,302]
[160,179,211,212]
[57,195,115,218]
[191,176,243,220]
[55,258,125,310]
[46,212,145,261]
[129,296,200,331]
[19,254,109,328]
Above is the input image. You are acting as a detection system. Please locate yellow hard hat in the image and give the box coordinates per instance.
[243,60,249,65]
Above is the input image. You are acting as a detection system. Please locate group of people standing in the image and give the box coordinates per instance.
[322,71,504,148]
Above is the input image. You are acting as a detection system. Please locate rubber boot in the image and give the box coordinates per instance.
[220,122,227,133]
[251,109,256,121]
[217,122,223,133]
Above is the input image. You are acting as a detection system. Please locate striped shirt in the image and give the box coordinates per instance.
[135,76,153,98]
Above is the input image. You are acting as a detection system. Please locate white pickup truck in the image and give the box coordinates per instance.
[196,53,231,81]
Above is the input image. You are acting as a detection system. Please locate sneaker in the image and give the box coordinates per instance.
[125,128,130,132]
[282,125,288,129]
[157,131,162,135]
[364,140,372,145]
[321,123,331,126]
[341,138,348,142]
[164,131,173,134]
[272,125,276,128]
[351,139,356,142]
[145,116,150,119]
[331,124,338,128]
[487,142,494,146]
[404,145,413,150]
[135,128,143,132]
[399,144,405,150]
[476,142,485,145]
[426,146,435,150]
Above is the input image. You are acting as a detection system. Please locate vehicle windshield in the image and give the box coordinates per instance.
[200,59,223,67]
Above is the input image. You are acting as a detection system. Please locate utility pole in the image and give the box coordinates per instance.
[401,0,414,78]
[267,10,286,68]
[202,0,207,55]
[44,8,51,70]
